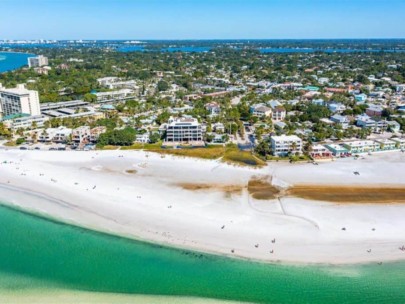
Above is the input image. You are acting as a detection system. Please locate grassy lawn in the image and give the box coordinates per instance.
[99,142,265,167]
[159,145,225,160]
[3,141,16,147]
[265,154,311,162]
[222,145,266,167]
[99,145,120,150]
[120,142,163,151]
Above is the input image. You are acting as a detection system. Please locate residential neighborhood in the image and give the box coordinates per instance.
[1,41,405,163]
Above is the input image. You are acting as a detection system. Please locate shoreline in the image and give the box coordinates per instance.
[1,149,405,265]
[0,290,246,304]
[1,188,403,267]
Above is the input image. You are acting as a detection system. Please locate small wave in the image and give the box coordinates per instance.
[322,266,362,278]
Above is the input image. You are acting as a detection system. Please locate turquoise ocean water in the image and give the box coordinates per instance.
[0,203,405,303]
[0,52,35,73]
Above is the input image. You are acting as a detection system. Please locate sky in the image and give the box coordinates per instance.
[0,0,404,40]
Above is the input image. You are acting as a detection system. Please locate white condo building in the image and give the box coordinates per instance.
[270,135,303,156]
[0,84,41,118]
[28,55,49,68]
[165,116,203,143]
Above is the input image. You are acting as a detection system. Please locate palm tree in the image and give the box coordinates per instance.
[32,132,38,144]
[304,141,313,156]
[290,141,298,155]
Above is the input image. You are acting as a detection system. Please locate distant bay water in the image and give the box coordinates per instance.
[117,46,405,53]
[0,52,35,73]
[1,203,405,304]
[2,43,404,54]
[117,46,212,52]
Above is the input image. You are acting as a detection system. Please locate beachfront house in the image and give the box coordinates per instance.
[90,126,107,142]
[270,135,302,157]
[135,133,150,143]
[72,126,91,143]
[310,144,333,159]
[342,140,380,154]
[38,126,72,143]
[324,144,350,158]
[392,138,405,150]
[374,139,397,151]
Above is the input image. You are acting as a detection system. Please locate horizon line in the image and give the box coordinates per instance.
[2,38,405,41]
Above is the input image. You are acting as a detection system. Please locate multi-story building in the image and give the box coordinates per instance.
[342,140,380,154]
[366,105,384,117]
[3,114,49,130]
[270,135,303,156]
[250,104,272,117]
[356,114,388,133]
[205,102,221,115]
[374,139,397,151]
[97,77,138,90]
[310,144,333,159]
[324,144,350,158]
[164,116,203,143]
[72,126,91,143]
[135,133,150,143]
[330,114,350,129]
[0,83,41,118]
[90,126,107,142]
[272,106,286,121]
[28,55,48,68]
[97,77,120,86]
[392,138,405,150]
[94,89,136,103]
[38,127,72,143]
[396,84,405,93]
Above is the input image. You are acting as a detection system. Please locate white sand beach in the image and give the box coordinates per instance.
[1,149,405,265]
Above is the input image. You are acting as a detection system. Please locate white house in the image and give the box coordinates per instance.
[270,135,303,157]
[250,104,272,117]
[39,126,72,143]
[205,102,221,115]
[272,106,286,121]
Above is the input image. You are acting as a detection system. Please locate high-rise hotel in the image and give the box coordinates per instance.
[28,55,49,68]
[0,84,41,118]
